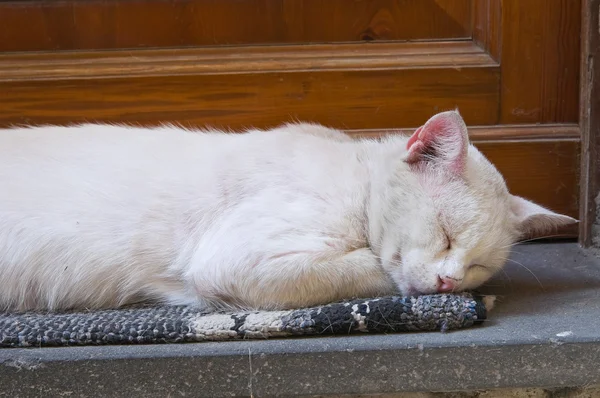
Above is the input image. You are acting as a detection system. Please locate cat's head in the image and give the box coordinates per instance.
[379,110,577,296]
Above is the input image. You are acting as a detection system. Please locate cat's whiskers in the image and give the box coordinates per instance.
[498,233,576,250]
[482,258,513,285]
[502,258,544,289]
[497,267,512,286]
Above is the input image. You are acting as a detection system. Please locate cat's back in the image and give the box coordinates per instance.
[0,122,354,177]
[0,122,364,213]
[0,123,233,174]
[0,123,375,311]
[0,123,364,311]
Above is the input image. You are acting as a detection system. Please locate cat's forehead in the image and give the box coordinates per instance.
[413,144,511,233]
[434,176,508,233]
[465,145,508,194]
[435,183,478,223]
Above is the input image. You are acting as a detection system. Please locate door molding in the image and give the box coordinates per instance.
[579,0,600,246]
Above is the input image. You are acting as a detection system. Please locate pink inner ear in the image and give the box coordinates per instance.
[405,112,468,174]
[407,117,455,150]
[406,126,423,151]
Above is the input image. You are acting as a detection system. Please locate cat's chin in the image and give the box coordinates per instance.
[398,279,439,297]
[400,283,471,298]
[399,285,421,298]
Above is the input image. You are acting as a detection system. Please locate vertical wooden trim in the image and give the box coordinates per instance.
[472,0,502,61]
[579,0,600,246]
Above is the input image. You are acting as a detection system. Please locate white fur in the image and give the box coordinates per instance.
[0,111,576,312]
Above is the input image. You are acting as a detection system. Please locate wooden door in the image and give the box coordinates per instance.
[0,0,581,236]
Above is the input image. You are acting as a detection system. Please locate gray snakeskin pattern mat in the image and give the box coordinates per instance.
[0,293,488,348]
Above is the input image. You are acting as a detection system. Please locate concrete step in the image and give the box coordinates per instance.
[1,242,599,397]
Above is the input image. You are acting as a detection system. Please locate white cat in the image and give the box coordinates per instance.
[0,111,575,312]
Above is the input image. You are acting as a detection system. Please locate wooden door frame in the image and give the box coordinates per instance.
[580,0,600,246]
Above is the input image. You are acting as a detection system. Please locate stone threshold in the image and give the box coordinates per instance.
[1,242,599,397]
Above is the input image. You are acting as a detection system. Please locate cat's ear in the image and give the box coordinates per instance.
[510,195,578,238]
[405,110,469,175]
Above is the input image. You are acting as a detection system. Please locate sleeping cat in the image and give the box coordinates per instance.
[0,111,576,312]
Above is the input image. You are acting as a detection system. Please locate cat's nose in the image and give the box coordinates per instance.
[436,276,457,293]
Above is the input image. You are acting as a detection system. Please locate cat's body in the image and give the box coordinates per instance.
[0,111,575,312]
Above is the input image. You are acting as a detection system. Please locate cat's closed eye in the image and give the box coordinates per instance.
[444,235,452,250]
[441,229,452,250]
[468,263,486,270]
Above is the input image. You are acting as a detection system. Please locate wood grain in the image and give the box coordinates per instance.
[0,42,499,130]
[0,41,498,81]
[0,69,498,130]
[475,140,579,221]
[499,0,581,124]
[472,0,502,61]
[0,0,472,52]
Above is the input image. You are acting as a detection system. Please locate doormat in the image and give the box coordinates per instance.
[0,293,490,348]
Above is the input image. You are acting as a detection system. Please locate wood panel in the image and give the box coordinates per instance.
[475,140,579,221]
[0,0,472,53]
[499,0,581,124]
[0,42,499,130]
[0,70,498,130]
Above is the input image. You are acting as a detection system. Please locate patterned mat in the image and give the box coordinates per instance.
[0,293,488,348]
